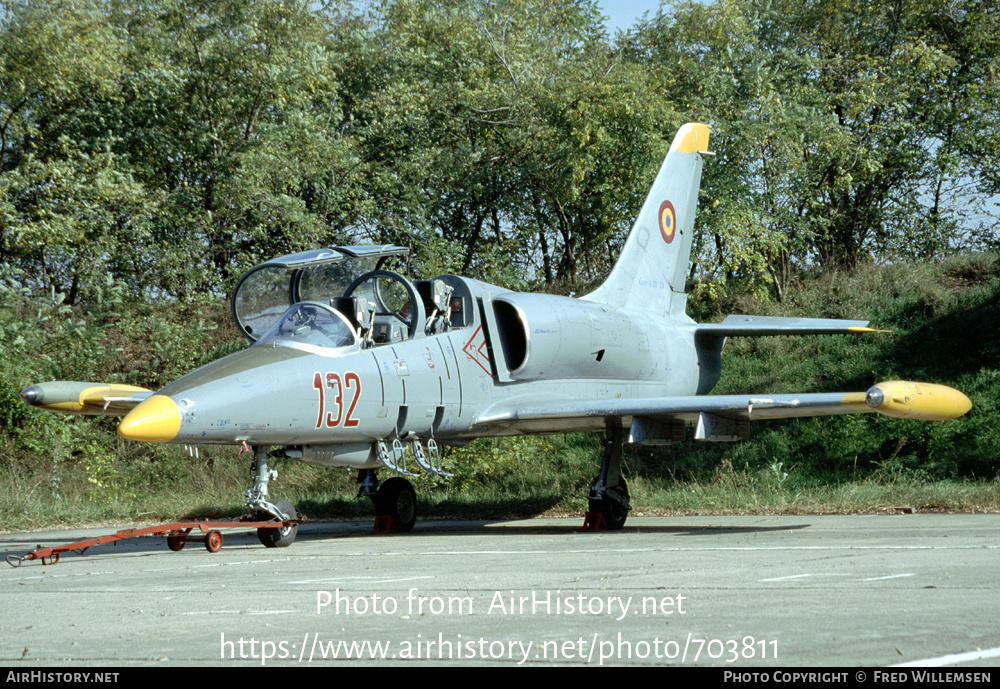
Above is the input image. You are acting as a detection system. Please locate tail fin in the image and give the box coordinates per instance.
[582,123,710,317]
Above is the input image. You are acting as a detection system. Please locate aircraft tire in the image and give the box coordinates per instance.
[375,477,417,532]
[589,478,629,531]
[257,499,299,548]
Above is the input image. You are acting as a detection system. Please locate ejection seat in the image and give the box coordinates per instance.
[330,296,374,344]
[414,279,454,335]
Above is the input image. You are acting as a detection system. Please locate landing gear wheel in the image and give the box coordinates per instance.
[257,499,299,548]
[205,530,223,553]
[374,477,417,532]
[589,478,629,531]
[166,533,186,551]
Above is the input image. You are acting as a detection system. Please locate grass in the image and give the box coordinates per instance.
[628,461,1000,516]
[2,432,998,533]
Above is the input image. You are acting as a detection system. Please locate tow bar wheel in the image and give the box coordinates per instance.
[205,530,224,553]
[167,532,186,551]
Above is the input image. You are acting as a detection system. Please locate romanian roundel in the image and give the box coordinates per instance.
[658,200,677,244]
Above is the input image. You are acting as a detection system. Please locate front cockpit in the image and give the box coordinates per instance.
[256,302,358,351]
[231,245,476,352]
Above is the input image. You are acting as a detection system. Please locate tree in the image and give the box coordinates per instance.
[112,0,348,297]
[1,0,361,303]
[332,0,671,292]
[0,0,145,304]
[629,0,1000,297]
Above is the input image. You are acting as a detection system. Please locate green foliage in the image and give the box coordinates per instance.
[442,435,591,493]
[331,0,664,292]
[0,267,242,516]
[672,254,1000,486]
[2,0,996,302]
[628,0,1000,297]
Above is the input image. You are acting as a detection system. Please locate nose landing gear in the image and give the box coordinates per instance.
[245,446,299,547]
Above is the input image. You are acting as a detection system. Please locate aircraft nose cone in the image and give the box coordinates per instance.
[118,395,181,443]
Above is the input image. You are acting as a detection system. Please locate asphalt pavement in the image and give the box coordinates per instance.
[2,514,998,667]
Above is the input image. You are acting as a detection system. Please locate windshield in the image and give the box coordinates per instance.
[255,303,356,350]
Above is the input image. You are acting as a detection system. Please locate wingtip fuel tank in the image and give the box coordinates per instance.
[20,382,152,416]
[865,381,973,421]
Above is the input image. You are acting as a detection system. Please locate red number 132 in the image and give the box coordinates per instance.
[313,371,361,429]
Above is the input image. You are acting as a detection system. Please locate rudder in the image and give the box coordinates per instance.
[583,123,710,317]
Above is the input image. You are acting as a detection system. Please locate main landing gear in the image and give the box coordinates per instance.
[245,447,300,547]
[359,421,631,534]
[586,417,631,531]
[357,469,417,533]
[357,436,446,532]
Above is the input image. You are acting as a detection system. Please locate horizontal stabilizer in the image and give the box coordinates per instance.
[694,315,883,338]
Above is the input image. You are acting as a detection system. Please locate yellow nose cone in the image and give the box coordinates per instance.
[118,395,181,442]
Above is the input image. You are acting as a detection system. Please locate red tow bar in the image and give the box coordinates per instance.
[6,516,302,567]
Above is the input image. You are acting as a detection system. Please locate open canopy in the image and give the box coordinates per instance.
[231,245,409,341]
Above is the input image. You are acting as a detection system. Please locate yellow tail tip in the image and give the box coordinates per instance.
[670,123,711,154]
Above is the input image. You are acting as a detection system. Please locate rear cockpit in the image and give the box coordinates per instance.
[232,245,477,350]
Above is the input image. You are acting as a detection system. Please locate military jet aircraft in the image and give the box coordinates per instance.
[21,123,972,544]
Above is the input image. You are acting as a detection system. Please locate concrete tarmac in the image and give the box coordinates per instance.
[1,514,998,667]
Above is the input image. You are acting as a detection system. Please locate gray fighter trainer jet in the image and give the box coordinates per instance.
[21,123,972,544]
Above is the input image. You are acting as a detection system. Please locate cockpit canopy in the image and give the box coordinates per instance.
[256,302,357,351]
[231,245,409,342]
[233,244,477,351]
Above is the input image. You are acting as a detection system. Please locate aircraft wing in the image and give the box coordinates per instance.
[20,382,153,416]
[475,381,971,439]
